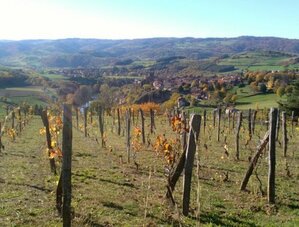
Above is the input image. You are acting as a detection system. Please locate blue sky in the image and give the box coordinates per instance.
[0,0,298,40]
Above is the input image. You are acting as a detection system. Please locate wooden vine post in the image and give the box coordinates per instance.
[235,111,242,160]
[18,108,22,133]
[75,108,79,129]
[251,110,257,135]
[268,108,277,204]
[98,106,105,148]
[132,108,135,125]
[248,108,252,139]
[232,111,235,129]
[181,112,187,152]
[182,114,201,216]
[126,109,131,163]
[0,122,2,152]
[90,109,93,124]
[41,110,57,174]
[275,109,280,141]
[24,108,27,126]
[83,107,88,137]
[139,108,145,144]
[12,111,15,129]
[291,111,294,134]
[213,109,216,127]
[62,104,73,226]
[282,111,287,157]
[216,108,221,142]
[150,108,155,134]
[117,108,121,136]
[203,109,207,134]
[228,109,231,130]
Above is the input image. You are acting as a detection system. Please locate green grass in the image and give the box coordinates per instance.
[0,111,298,226]
[9,96,47,106]
[247,65,286,71]
[40,73,67,80]
[0,86,50,119]
[219,52,299,71]
[4,87,44,92]
[0,101,6,118]
[229,85,284,110]
[236,93,280,110]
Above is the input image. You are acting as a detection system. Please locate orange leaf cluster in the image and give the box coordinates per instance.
[121,102,161,115]
[153,135,176,165]
[7,128,16,141]
[132,127,142,152]
[48,147,62,159]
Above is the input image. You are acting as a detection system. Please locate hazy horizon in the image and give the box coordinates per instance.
[1,35,299,42]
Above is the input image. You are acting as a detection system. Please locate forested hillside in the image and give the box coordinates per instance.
[1,36,299,69]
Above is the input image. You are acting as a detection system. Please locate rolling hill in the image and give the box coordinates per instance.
[0,36,299,70]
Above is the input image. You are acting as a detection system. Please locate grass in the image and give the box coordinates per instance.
[236,93,280,110]
[0,110,298,226]
[189,85,282,111]
[40,73,67,80]
[219,52,299,71]
[230,85,285,110]
[0,86,50,119]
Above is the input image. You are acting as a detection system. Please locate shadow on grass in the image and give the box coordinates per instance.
[75,152,96,158]
[288,204,299,209]
[235,101,251,106]
[98,177,136,188]
[73,172,97,180]
[102,201,138,217]
[76,213,112,227]
[198,211,257,227]
[102,202,124,210]
[201,164,239,173]
[0,180,52,193]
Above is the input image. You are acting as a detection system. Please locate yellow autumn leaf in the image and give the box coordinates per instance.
[51,141,57,148]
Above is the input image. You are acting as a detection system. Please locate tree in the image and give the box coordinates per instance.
[97,84,118,109]
[276,86,285,97]
[73,85,92,106]
[259,83,267,93]
[191,80,198,88]
[279,80,299,115]
[250,82,259,92]
[231,94,238,103]
[285,85,293,94]
[223,93,233,104]
[162,92,180,110]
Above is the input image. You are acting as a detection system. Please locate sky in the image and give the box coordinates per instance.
[0,0,299,40]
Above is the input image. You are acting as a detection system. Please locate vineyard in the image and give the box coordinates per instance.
[0,103,299,226]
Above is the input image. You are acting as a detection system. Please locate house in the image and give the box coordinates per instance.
[153,80,163,90]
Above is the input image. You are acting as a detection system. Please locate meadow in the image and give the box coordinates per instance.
[218,52,299,71]
[0,86,53,118]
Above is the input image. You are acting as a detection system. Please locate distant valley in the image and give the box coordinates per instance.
[0,36,299,74]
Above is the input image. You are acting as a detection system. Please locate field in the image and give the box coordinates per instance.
[236,93,279,110]
[0,86,53,118]
[0,108,298,226]
[231,85,284,110]
[39,73,67,80]
[218,52,299,71]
